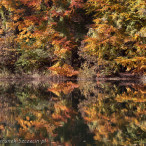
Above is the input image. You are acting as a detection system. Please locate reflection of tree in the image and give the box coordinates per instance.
[0,83,67,142]
[78,82,146,145]
[116,85,146,103]
[0,82,96,145]
[0,81,145,145]
[48,81,79,96]
[9,86,75,143]
[0,83,19,138]
[54,118,98,146]
[47,82,97,145]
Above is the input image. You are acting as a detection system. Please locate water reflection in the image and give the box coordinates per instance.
[0,81,145,145]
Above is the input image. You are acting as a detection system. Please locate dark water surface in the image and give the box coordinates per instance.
[0,80,145,145]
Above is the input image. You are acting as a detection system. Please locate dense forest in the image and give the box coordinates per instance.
[0,0,145,78]
[0,1,145,144]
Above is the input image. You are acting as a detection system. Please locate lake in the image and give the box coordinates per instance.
[0,80,145,145]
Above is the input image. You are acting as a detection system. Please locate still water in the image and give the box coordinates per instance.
[0,80,145,145]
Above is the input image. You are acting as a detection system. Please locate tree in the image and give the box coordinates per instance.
[79,0,146,76]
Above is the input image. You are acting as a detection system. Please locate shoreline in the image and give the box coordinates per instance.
[0,74,145,82]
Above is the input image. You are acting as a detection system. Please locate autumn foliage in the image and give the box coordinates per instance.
[0,0,145,76]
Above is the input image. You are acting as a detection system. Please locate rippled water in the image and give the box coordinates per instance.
[0,80,145,145]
